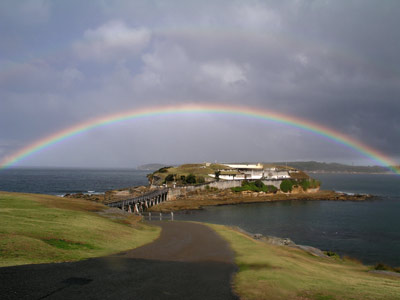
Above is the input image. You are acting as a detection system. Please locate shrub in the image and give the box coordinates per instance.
[214,171,221,182]
[280,179,293,193]
[310,179,321,188]
[231,187,244,192]
[197,176,205,184]
[165,174,175,182]
[266,185,278,193]
[158,166,171,173]
[324,251,340,259]
[254,180,265,188]
[374,263,400,273]
[186,174,196,184]
[299,179,311,191]
[231,181,277,193]
[180,175,186,182]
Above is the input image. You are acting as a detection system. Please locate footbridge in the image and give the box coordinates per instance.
[106,188,168,214]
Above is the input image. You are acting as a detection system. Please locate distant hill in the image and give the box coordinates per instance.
[136,163,168,171]
[268,161,390,173]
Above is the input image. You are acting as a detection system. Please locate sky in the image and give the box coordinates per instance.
[1,0,399,168]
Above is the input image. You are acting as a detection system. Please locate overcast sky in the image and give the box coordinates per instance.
[1,0,399,168]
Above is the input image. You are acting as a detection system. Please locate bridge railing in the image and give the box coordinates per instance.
[141,212,174,221]
[106,188,168,207]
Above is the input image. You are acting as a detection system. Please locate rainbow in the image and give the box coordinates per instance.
[1,103,399,174]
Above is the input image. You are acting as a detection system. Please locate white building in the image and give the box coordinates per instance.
[209,163,290,181]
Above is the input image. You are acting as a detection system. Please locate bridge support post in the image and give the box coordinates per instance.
[128,205,132,213]
[160,213,162,221]
[171,211,174,221]
[134,203,139,214]
[145,201,148,208]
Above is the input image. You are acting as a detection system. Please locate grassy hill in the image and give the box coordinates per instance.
[0,191,160,267]
[148,163,231,185]
[211,224,400,300]
[136,163,169,171]
[270,161,390,173]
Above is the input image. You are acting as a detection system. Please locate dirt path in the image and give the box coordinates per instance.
[0,221,238,300]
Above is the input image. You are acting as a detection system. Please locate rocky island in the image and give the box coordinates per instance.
[65,162,373,211]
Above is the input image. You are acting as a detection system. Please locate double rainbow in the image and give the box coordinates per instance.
[1,103,398,174]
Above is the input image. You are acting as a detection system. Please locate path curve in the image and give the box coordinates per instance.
[0,221,238,300]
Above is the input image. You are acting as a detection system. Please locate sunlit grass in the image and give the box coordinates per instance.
[0,191,160,267]
[209,224,400,300]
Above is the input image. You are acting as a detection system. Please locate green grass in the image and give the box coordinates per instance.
[152,163,232,183]
[0,191,160,267]
[209,224,400,300]
[42,239,97,250]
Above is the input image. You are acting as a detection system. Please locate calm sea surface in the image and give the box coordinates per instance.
[0,169,399,266]
[0,168,149,195]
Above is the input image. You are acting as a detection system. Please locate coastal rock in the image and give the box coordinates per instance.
[263,236,295,246]
[293,245,328,258]
[369,270,400,278]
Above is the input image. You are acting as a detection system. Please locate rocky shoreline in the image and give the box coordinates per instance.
[64,188,373,212]
[148,189,373,212]
[234,226,329,258]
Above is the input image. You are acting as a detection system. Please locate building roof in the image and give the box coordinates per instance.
[223,163,263,169]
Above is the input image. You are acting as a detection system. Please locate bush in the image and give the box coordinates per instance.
[324,251,340,259]
[186,174,196,184]
[214,171,221,182]
[231,181,278,193]
[310,179,321,188]
[299,179,311,191]
[254,180,265,188]
[158,167,171,173]
[165,174,175,182]
[280,179,293,193]
[197,176,205,184]
[374,263,400,273]
[180,175,186,182]
[297,178,321,191]
[266,185,278,193]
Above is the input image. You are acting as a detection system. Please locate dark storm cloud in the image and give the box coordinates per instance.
[1,0,399,167]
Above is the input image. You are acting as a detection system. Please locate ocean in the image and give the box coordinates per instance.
[0,168,149,196]
[1,168,399,266]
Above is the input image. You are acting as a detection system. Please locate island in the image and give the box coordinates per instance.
[66,162,372,211]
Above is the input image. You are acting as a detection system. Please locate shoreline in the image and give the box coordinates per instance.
[148,189,374,212]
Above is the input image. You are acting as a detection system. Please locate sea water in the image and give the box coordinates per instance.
[0,169,399,266]
[175,173,400,266]
[0,168,149,196]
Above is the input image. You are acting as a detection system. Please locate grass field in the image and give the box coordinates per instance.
[0,191,160,267]
[210,224,400,300]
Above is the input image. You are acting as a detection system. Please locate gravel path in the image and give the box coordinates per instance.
[0,221,238,300]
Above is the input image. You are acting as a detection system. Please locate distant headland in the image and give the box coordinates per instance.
[138,161,397,174]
